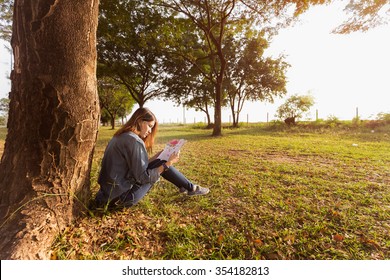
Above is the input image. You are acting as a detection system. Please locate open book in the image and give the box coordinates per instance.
[157,139,187,161]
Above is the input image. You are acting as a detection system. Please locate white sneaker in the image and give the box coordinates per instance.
[187,185,210,196]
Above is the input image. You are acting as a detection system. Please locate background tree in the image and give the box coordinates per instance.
[0,0,12,42]
[98,78,135,129]
[224,30,288,127]
[0,97,9,114]
[334,0,390,33]
[0,97,9,126]
[97,0,169,108]
[162,21,219,127]
[159,0,334,136]
[159,0,235,136]
[276,94,315,125]
[117,106,131,126]
[100,109,111,127]
[0,0,99,259]
[163,62,216,127]
[183,80,216,127]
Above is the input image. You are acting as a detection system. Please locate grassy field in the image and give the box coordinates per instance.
[1,123,389,259]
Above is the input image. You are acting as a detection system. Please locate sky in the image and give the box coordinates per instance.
[1,1,389,123]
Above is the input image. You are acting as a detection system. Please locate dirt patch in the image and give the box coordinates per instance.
[262,152,334,168]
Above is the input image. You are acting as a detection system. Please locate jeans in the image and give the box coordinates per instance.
[116,159,194,207]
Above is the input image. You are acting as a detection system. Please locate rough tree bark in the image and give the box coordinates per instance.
[0,0,100,259]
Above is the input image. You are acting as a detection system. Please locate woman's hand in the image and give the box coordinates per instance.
[167,151,180,165]
[158,151,180,174]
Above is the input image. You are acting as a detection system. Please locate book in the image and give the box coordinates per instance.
[157,139,187,161]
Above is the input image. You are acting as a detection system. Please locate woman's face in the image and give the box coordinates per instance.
[138,120,155,139]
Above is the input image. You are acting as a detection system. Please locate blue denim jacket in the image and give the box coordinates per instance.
[96,132,160,204]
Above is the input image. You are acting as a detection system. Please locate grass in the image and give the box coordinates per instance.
[1,123,389,259]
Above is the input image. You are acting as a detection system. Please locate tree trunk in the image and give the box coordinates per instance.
[211,25,227,136]
[0,0,100,259]
[230,104,239,128]
[198,102,211,127]
[229,99,236,127]
[205,111,211,127]
[110,114,116,130]
[212,87,222,135]
[233,113,239,128]
[212,74,224,136]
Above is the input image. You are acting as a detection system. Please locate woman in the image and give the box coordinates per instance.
[95,107,209,208]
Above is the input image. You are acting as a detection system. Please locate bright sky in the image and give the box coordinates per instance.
[1,1,389,123]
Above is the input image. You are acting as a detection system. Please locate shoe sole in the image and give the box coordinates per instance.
[187,189,210,196]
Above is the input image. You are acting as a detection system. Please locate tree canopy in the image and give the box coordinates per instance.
[98,77,135,129]
[276,94,315,125]
[334,0,390,33]
[157,0,335,135]
[224,29,289,127]
[97,0,170,108]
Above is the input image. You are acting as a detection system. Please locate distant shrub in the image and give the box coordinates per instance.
[365,120,382,129]
[377,112,390,123]
[352,116,362,127]
[325,115,341,128]
[364,112,390,130]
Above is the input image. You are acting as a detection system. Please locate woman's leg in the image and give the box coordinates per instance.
[161,165,194,192]
[148,159,194,191]
[118,184,153,207]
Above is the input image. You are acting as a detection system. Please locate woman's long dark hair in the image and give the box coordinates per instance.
[114,107,158,152]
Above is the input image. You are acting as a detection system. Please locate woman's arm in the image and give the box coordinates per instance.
[122,135,160,185]
[157,151,180,174]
